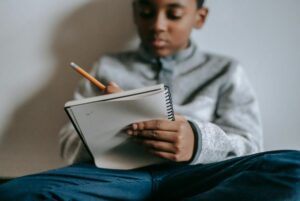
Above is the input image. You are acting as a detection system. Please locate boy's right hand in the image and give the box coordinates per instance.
[104,81,123,94]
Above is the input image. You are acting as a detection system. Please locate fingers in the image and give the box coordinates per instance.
[105,81,123,94]
[129,129,176,142]
[126,116,194,162]
[126,128,180,160]
[132,119,179,132]
[149,150,179,161]
[134,138,185,161]
[137,138,181,161]
[140,139,177,154]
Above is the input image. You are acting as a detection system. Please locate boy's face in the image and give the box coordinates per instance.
[133,0,208,57]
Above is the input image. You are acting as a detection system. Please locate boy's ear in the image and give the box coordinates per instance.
[194,7,209,29]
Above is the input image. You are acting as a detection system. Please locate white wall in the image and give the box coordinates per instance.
[0,0,136,177]
[0,0,299,177]
[194,0,300,151]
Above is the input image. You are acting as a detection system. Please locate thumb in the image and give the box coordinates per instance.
[105,81,123,94]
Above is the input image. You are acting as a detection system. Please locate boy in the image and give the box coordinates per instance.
[1,0,299,200]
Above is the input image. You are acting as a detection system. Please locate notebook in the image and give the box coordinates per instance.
[64,84,175,169]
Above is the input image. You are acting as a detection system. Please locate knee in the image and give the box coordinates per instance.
[0,177,50,201]
[260,150,300,194]
[257,150,300,170]
[251,150,300,199]
[253,150,300,185]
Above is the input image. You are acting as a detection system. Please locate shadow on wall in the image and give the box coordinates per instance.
[0,0,136,177]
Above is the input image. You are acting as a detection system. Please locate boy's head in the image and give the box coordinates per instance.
[133,0,208,57]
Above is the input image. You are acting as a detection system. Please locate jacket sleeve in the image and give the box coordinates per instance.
[58,53,131,164]
[189,65,263,164]
[59,63,104,164]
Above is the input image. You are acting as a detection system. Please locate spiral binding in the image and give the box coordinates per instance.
[164,86,175,121]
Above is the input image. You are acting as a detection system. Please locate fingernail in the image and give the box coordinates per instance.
[132,124,138,130]
[127,129,133,135]
[110,81,119,87]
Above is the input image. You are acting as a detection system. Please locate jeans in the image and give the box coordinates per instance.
[0,150,300,201]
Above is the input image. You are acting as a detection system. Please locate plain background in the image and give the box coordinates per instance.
[0,0,299,177]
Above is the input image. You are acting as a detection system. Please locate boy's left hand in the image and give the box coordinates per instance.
[127,115,195,162]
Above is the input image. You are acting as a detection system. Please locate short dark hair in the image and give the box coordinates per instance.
[197,0,205,8]
[133,0,205,8]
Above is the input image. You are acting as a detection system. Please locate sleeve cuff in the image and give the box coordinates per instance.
[187,119,202,165]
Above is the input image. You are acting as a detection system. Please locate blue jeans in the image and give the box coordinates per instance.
[1,150,300,201]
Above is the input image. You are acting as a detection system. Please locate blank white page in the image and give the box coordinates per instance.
[70,90,169,169]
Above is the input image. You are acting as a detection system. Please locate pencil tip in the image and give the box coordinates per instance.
[70,62,78,69]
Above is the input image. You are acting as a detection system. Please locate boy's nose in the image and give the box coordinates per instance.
[151,13,167,32]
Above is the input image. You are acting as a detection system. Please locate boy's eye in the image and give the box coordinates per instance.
[167,9,184,20]
[138,7,155,19]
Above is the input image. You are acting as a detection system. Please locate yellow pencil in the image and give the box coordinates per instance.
[70,62,106,91]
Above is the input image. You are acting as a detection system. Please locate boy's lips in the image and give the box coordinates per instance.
[150,39,168,48]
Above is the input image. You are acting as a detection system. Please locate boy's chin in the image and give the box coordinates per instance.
[143,43,179,58]
[150,48,175,58]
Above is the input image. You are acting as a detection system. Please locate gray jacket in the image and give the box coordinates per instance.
[59,41,263,165]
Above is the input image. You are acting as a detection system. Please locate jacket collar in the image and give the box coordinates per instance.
[137,39,207,75]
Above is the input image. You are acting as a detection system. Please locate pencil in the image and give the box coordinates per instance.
[70,62,106,91]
